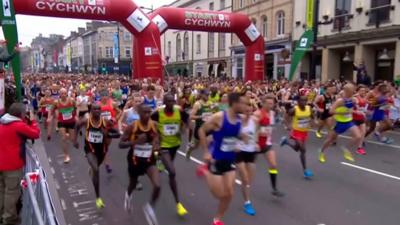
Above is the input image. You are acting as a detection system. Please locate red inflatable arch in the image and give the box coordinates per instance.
[145,7,265,81]
[12,0,163,80]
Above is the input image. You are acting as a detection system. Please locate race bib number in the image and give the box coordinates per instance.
[134,144,153,158]
[220,137,238,152]
[202,112,212,122]
[88,131,103,144]
[343,113,352,119]
[46,105,53,112]
[259,126,272,136]
[297,118,310,129]
[62,112,72,120]
[163,124,179,136]
[101,111,112,120]
[325,103,331,109]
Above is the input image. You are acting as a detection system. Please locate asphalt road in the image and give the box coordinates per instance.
[41,125,400,225]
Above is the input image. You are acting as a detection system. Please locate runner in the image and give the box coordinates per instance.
[280,95,315,179]
[319,83,360,163]
[353,85,368,155]
[119,104,160,225]
[144,85,157,111]
[38,88,55,140]
[73,104,109,209]
[197,92,246,225]
[253,95,284,197]
[76,88,90,120]
[314,83,336,138]
[150,93,189,217]
[235,95,258,216]
[54,88,77,163]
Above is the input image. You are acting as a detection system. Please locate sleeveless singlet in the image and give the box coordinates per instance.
[238,118,257,153]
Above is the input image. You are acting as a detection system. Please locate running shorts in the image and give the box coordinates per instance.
[78,110,89,118]
[127,156,156,178]
[318,111,331,121]
[259,145,273,153]
[85,146,106,166]
[354,120,365,126]
[57,122,76,130]
[290,129,308,143]
[208,160,236,176]
[334,121,354,134]
[371,110,385,122]
[161,146,180,161]
[235,151,257,164]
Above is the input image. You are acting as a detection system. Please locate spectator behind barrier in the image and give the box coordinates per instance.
[0,103,40,225]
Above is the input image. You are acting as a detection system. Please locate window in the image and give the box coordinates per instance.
[208,33,215,57]
[176,33,182,61]
[196,34,201,54]
[276,11,285,36]
[236,57,244,79]
[220,0,225,9]
[123,32,131,41]
[98,47,102,57]
[105,47,113,58]
[209,2,214,10]
[239,0,244,8]
[218,33,226,57]
[262,16,268,39]
[183,32,189,61]
[334,0,352,30]
[251,18,257,27]
[125,47,131,58]
[369,0,391,25]
[167,41,171,57]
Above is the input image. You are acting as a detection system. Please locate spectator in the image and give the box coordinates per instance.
[0,103,40,225]
[354,61,371,86]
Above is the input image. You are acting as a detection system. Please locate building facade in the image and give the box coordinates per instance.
[161,0,232,77]
[293,0,400,82]
[232,0,293,80]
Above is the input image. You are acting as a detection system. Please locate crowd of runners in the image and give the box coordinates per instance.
[18,72,400,225]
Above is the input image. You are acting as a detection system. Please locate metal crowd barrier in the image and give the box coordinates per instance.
[21,144,59,225]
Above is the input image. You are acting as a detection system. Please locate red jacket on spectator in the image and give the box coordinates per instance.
[0,114,40,171]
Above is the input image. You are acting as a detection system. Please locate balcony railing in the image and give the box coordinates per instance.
[367,4,395,27]
[333,14,354,32]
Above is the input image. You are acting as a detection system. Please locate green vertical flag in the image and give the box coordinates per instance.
[0,0,21,101]
[288,30,314,81]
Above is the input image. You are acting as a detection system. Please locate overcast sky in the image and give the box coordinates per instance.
[1,0,174,46]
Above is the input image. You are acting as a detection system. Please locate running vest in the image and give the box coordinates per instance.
[335,99,353,123]
[353,96,367,121]
[158,107,181,148]
[238,118,257,153]
[125,108,139,126]
[195,101,212,127]
[57,99,76,123]
[292,105,312,132]
[209,93,220,104]
[51,90,59,100]
[85,118,107,154]
[212,111,241,161]
[41,98,54,114]
[258,109,273,147]
[99,99,116,120]
[129,120,157,163]
[144,97,157,110]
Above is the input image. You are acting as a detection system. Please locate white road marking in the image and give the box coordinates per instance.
[177,151,242,185]
[50,167,55,175]
[60,198,67,210]
[310,129,400,150]
[341,162,400,181]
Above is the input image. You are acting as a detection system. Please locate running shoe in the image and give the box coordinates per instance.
[196,164,208,178]
[176,202,188,216]
[96,198,105,209]
[381,137,394,144]
[124,191,133,212]
[356,147,366,155]
[143,203,159,225]
[156,159,165,172]
[279,136,288,147]
[136,182,143,191]
[315,131,323,138]
[271,189,285,197]
[212,219,224,225]
[318,151,326,163]
[303,169,314,179]
[64,155,71,164]
[342,148,355,162]
[243,202,256,216]
[105,164,112,173]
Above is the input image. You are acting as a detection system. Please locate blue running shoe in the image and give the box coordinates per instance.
[243,202,256,216]
[280,136,288,147]
[303,169,314,179]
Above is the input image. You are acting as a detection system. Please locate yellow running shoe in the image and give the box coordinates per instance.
[96,198,105,209]
[319,152,326,163]
[176,202,188,216]
[343,149,355,162]
[315,131,322,138]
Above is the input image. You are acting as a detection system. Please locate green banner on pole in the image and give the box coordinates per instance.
[289,29,314,81]
[0,0,22,101]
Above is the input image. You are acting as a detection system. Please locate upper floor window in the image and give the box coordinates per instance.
[239,0,244,8]
[220,0,225,9]
[209,2,214,10]
[176,33,182,61]
[183,32,189,61]
[334,0,352,30]
[276,11,285,37]
[262,16,268,39]
[369,0,391,26]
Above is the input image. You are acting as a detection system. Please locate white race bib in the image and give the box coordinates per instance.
[88,131,103,143]
[259,126,272,136]
[325,103,331,109]
[297,118,310,128]
[62,112,72,120]
[163,124,179,136]
[220,137,238,152]
[101,111,112,120]
[202,112,212,122]
[134,144,153,158]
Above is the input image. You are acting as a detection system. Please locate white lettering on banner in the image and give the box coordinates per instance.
[245,24,261,42]
[2,0,11,17]
[152,15,168,33]
[34,1,106,15]
[184,18,231,28]
[127,8,150,33]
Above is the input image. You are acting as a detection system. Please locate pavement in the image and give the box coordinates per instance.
[40,125,400,225]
